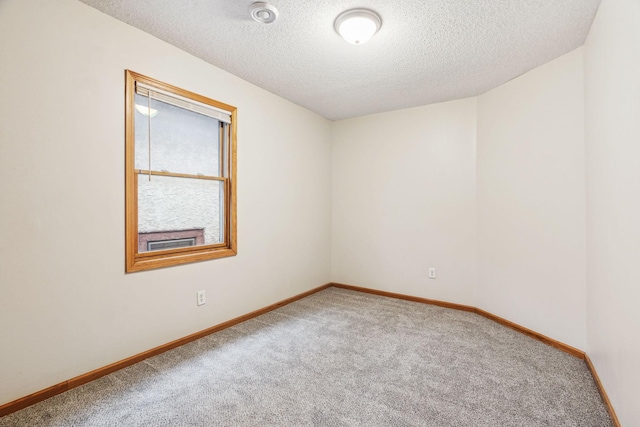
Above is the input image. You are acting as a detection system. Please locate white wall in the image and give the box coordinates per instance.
[476,48,587,350]
[0,0,332,406]
[331,99,478,305]
[331,50,588,352]
[584,0,640,424]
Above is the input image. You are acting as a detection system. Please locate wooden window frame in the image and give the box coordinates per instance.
[125,70,237,272]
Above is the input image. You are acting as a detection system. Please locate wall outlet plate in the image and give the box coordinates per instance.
[197,290,206,306]
[429,268,436,279]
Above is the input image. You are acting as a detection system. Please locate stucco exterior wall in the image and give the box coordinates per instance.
[138,175,221,245]
[134,95,223,247]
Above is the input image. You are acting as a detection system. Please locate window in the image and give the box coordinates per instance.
[125,70,237,272]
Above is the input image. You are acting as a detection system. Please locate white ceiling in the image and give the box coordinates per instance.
[79,0,601,121]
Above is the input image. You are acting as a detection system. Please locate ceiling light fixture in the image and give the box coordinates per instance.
[249,2,278,24]
[334,8,382,45]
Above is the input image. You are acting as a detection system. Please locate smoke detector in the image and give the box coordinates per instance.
[249,2,278,24]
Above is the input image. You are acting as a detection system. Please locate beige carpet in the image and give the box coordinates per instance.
[0,287,612,426]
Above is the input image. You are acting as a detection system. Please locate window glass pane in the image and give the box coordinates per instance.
[134,93,220,176]
[138,174,224,252]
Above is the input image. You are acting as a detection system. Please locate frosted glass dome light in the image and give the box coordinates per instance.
[334,9,382,45]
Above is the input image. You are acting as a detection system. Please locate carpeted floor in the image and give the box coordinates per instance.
[0,287,612,426]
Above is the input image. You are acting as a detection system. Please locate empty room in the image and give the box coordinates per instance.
[0,0,638,425]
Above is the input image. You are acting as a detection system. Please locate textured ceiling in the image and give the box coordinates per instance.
[78,0,601,120]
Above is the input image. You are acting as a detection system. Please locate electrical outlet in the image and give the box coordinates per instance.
[197,290,206,306]
[429,268,436,279]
